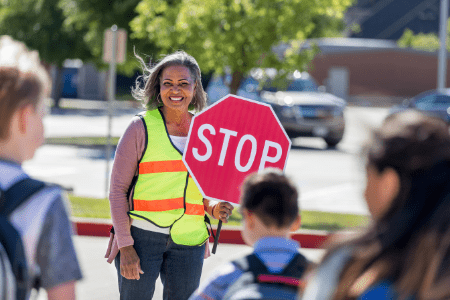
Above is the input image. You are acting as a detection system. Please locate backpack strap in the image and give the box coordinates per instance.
[279,252,309,278]
[0,178,46,300]
[0,178,46,215]
[250,253,307,288]
[225,253,308,300]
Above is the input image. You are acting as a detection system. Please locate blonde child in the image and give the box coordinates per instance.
[0,36,82,300]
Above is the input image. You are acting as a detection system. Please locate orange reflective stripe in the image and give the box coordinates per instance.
[134,198,184,211]
[139,160,187,174]
[134,199,204,215]
[186,203,204,215]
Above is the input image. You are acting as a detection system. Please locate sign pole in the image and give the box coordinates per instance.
[105,25,118,199]
[212,220,222,254]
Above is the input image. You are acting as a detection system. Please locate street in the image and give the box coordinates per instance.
[29,105,388,299]
[36,236,326,300]
[24,106,389,214]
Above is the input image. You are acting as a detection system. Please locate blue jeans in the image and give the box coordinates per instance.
[115,226,206,300]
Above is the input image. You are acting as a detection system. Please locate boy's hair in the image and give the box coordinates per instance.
[240,168,299,228]
[0,36,51,139]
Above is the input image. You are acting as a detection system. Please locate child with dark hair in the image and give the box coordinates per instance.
[303,110,450,299]
[189,168,309,300]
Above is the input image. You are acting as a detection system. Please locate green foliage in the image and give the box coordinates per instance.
[131,0,354,94]
[397,20,450,52]
[398,29,441,52]
[300,210,369,231]
[0,0,90,66]
[45,136,120,147]
[69,195,111,219]
[0,0,159,75]
[58,0,159,75]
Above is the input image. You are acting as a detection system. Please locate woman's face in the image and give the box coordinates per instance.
[364,165,400,219]
[160,65,196,112]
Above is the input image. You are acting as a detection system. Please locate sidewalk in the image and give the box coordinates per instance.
[36,236,326,300]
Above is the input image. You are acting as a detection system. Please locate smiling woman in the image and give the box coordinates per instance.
[105,50,235,300]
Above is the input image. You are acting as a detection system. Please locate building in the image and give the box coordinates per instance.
[304,38,450,106]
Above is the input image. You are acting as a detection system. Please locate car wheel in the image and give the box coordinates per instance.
[324,137,341,148]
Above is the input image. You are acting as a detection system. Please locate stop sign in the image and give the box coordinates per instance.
[183,94,291,205]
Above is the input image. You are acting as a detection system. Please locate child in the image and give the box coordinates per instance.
[0,35,82,299]
[189,168,308,300]
[303,110,450,299]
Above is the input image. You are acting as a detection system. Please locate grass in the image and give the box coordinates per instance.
[68,195,370,231]
[45,136,120,147]
[69,196,112,219]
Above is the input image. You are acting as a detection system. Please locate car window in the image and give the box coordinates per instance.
[414,94,450,110]
[414,94,436,109]
[206,71,319,103]
[435,95,450,104]
[287,79,318,92]
[261,78,318,92]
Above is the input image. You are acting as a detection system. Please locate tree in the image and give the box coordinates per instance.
[397,22,450,52]
[58,0,160,77]
[131,0,354,94]
[0,0,91,107]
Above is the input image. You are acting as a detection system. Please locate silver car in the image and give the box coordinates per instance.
[206,71,346,147]
[260,91,346,147]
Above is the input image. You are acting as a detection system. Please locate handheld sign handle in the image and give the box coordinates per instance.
[212,220,222,254]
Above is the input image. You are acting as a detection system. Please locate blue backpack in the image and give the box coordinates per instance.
[0,178,45,300]
[224,253,309,300]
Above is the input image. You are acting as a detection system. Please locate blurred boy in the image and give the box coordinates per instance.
[189,168,309,300]
[0,36,82,299]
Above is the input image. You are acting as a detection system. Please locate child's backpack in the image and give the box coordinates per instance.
[223,253,309,300]
[0,178,45,300]
[0,241,16,300]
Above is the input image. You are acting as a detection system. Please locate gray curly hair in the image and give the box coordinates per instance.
[132,50,207,112]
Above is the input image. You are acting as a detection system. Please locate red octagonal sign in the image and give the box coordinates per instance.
[183,94,291,205]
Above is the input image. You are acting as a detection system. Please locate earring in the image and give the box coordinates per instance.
[157,94,162,103]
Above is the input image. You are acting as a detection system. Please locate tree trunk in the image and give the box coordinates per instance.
[229,70,244,95]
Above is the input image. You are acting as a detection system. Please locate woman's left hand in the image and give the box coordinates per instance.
[212,201,234,223]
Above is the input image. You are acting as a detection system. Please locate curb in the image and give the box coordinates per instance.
[72,219,330,249]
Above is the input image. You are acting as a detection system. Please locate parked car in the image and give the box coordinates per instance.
[205,70,346,147]
[389,89,450,123]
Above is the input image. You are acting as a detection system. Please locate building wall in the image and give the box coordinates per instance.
[308,49,450,99]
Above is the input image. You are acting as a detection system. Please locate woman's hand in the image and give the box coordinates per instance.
[119,245,144,280]
[213,201,234,223]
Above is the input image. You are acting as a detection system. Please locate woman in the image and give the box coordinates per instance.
[303,110,450,299]
[105,51,233,300]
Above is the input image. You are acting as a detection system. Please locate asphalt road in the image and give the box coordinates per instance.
[24,106,389,214]
[28,105,388,299]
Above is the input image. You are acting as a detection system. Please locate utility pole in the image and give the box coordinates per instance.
[103,25,127,198]
[105,25,117,199]
[438,0,449,91]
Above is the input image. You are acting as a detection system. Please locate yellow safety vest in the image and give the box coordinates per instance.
[128,109,209,246]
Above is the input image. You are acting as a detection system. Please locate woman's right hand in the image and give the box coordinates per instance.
[119,245,144,280]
